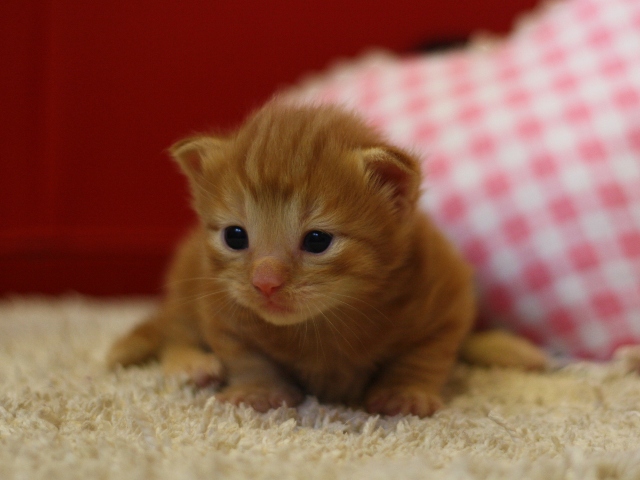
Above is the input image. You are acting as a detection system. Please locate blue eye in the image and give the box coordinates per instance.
[302,230,333,253]
[224,226,249,250]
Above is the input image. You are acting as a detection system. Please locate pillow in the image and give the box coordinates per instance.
[289,0,640,359]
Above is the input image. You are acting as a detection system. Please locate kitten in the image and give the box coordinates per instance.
[108,101,547,417]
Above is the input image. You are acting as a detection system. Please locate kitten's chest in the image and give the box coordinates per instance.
[254,315,385,362]
[250,319,389,402]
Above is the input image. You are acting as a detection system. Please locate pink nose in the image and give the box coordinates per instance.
[253,278,283,297]
[252,257,286,297]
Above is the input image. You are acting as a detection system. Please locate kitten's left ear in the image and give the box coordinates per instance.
[361,147,421,212]
[169,135,224,181]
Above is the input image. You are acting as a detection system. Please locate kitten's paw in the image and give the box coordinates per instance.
[216,384,304,413]
[107,333,159,369]
[162,348,224,387]
[614,345,640,374]
[365,388,443,417]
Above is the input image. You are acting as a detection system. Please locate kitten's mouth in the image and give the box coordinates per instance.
[262,299,294,314]
[254,297,310,325]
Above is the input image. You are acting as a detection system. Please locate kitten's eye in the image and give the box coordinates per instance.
[224,226,249,250]
[302,230,333,254]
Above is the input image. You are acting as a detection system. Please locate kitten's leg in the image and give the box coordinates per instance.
[107,315,164,368]
[212,346,303,412]
[107,312,224,387]
[161,344,224,387]
[365,323,468,417]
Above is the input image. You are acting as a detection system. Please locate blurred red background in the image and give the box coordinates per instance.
[1,0,539,295]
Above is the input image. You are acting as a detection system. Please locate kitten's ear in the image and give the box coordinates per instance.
[169,135,224,180]
[361,147,421,212]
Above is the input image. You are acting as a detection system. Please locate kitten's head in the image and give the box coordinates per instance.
[171,102,422,326]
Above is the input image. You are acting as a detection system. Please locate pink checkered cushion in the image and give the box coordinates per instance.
[291,0,640,359]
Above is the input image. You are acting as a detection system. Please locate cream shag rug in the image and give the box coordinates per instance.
[1,297,640,479]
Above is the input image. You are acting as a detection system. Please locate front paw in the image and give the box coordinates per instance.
[162,349,224,388]
[365,388,443,417]
[216,383,303,413]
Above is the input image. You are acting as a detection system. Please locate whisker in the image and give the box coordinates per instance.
[293,322,302,351]
[324,310,358,355]
[306,296,355,356]
[295,318,308,352]
[172,289,229,309]
[314,292,376,333]
[308,306,325,363]
[327,306,367,348]
[329,292,391,322]
[318,293,365,322]
[163,276,221,287]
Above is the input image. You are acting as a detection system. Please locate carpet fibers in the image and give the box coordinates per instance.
[1,296,640,479]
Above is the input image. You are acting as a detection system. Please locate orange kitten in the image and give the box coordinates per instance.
[108,101,547,417]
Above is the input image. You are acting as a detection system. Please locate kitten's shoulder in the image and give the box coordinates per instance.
[164,226,208,296]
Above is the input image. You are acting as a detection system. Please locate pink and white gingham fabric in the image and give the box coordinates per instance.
[292,0,640,359]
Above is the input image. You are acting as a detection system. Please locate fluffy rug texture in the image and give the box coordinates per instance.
[1,297,640,480]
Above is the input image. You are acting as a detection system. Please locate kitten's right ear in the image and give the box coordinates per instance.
[169,135,224,180]
[360,146,421,213]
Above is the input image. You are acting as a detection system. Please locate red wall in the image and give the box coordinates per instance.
[1,0,538,295]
